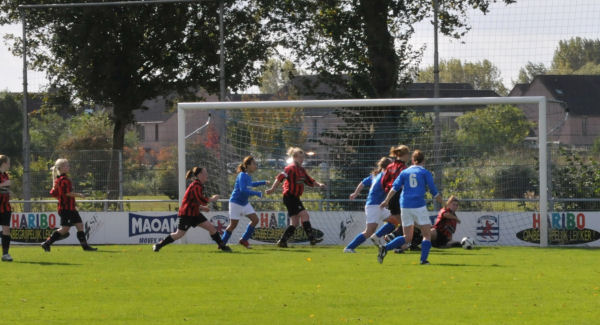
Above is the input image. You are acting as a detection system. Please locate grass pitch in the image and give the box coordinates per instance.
[2,244,598,324]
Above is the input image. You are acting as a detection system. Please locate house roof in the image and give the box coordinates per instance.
[533,75,600,115]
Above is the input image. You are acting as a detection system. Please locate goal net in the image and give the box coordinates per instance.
[178,97,553,247]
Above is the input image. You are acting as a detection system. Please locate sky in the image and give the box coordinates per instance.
[1,0,599,93]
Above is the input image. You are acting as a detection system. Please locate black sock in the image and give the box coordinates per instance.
[302,221,314,240]
[46,231,63,245]
[1,234,10,255]
[77,231,90,247]
[158,235,175,248]
[210,232,224,246]
[280,225,296,242]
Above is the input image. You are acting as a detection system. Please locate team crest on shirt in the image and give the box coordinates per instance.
[476,215,499,242]
[210,214,230,235]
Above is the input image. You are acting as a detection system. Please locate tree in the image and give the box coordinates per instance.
[1,1,273,199]
[259,58,301,94]
[0,92,23,160]
[455,105,534,154]
[417,58,508,95]
[515,61,547,84]
[550,37,600,74]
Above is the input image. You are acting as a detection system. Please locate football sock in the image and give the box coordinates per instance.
[280,225,296,242]
[158,235,175,248]
[76,231,88,246]
[346,233,366,250]
[421,240,432,263]
[221,230,232,244]
[210,232,225,246]
[374,222,395,238]
[46,230,63,245]
[241,224,255,241]
[385,236,406,252]
[302,221,314,240]
[1,234,10,255]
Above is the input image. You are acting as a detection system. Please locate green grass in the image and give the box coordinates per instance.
[2,245,599,324]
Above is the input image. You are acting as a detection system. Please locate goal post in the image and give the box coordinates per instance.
[177,96,549,247]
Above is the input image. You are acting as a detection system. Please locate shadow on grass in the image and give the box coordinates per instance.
[14,260,82,266]
[432,263,504,267]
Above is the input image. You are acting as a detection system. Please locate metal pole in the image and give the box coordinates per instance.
[20,10,32,212]
[538,97,548,247]
[219,0,225,101]
[432,0,442,209]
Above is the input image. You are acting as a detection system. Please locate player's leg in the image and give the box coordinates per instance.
[42,217,72,252]
[416,207,433,264]
[1,222,12,261]
[74,221,97,251]
[198,220,231,252]
[299,210,321,245]
[153,218,188,252]
[277,195,301,248]
[239,212,258,248]
[223,202,242,244]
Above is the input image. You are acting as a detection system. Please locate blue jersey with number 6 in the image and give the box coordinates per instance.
[392,165,438,208]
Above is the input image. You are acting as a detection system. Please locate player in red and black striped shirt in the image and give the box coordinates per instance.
[266,147,326,247]
[41,159,97,252]
[0,155,13,261]
[153,166,231,252]
[370,145,410,246]
[431,196,462,248]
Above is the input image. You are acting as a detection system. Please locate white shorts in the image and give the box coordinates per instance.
[365,205,390,224]
[228,202,256,220]
[400,206,431,227]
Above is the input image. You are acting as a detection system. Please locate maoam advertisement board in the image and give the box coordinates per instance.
[7,211,600,247]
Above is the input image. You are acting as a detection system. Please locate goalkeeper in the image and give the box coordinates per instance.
[430,195,462,248]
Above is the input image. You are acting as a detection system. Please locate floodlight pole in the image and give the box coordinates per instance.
[20,9,31,211]
[432,0,442,210]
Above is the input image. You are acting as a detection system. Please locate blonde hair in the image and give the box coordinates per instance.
[0,155,9,166]
[372,157,392,176]
[51,158,69,180]
[287,147,304,158]
[389,145,409,158]
[445,195,459,208]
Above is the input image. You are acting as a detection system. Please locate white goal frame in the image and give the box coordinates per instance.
[177,96,549,247]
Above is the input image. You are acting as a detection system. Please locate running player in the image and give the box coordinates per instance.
[378,150,443,265]
[41,158,97,252]
[0,155,13,261]
[344,157,392,253]
[153,166,231,252]
[431,196,462,248]
[222,156,268,248]
[369,145,410,246]
[265,147,326,247]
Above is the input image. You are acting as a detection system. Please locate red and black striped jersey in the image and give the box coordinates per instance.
[276,163,315,197]
[381,160,407,193]
[178,180,210,217]
[50,174,76,211]
[0,172,11,213]
[432,207,458,239]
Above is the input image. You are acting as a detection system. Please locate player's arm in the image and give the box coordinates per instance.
[442,210,461,223]
[266,169,287,195]
[305,171,326,189]
[241,175,262,198]
[380,174,402,208]
[349,183,364,200]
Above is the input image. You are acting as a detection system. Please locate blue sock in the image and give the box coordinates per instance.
[221,230,232,244]
[375,223,395,238]
[241,224,255,241]
[346,233,366,250]
[421,240,432,263]
[385,236,405,251]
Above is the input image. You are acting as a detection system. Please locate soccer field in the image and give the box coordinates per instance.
[2,244,598,324]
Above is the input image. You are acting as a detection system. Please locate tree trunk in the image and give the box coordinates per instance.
[358,0,399,98]
[107,112,127,205]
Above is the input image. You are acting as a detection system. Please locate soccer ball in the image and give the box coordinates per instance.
[461,237,475,250]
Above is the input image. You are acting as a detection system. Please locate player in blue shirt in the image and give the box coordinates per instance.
[222,156,268,248]
[344,157,392,253]
[378,150,443,265]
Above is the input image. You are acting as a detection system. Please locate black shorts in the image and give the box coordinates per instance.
[59,210,83,226]
[177,214,208,231]
[283,194,305,217]
[388,191,401,215]
[432,232,451,248]
[0,212,10,227]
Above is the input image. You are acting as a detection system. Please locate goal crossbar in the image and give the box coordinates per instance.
[177,96,549,246]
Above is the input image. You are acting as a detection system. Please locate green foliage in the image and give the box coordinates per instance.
[493,165,537,199]
[57,110,112,151]
[551,147,600,210]
[515,61,547,84]
[417,58,508,95]
[0,92,23,160]
[455,105,534,154]
[29,110,68,153]
[259,58,301,94]
[550,37,600,74]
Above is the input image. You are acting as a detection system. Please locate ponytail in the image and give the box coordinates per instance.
[237,156,255,173]
[372,157,392,176]
[185,166,204,180]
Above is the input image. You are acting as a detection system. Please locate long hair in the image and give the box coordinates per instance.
[237,156,255,173]
[372,157,392,176]
[287,147,304,158]
[389,145,409,158]
[0,155,8,167]
[445,195,459,209]
[51,158,69,183]
[185,166,204,180]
